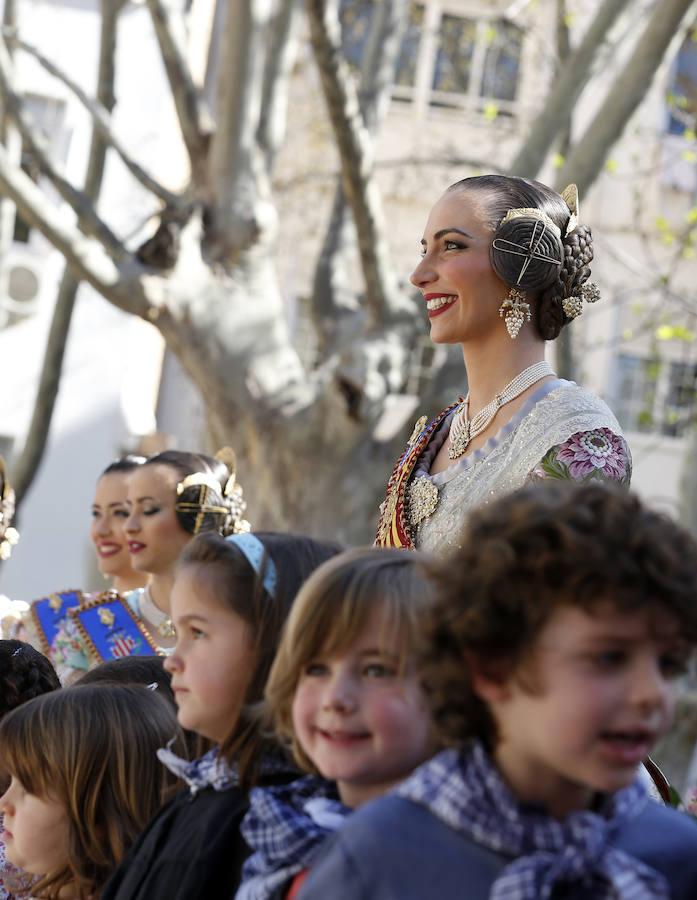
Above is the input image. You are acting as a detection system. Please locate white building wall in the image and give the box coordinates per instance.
[0,0,179,602]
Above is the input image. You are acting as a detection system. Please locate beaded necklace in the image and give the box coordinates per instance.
[448,360,555,459]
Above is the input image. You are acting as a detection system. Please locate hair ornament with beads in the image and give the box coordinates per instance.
[0,457,19,561]
[172,447,251,536]
[561,183,579,235]
[215,446,251,535]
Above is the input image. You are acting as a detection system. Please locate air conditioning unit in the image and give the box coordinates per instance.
[0,246,43,323]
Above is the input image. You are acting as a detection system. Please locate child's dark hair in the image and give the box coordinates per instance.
[0,640,60,719]
[76,655,198,760]
[265,546,436,772]
[75,655,174,706]
[177,531,342,786]
[421,481,697,750]
[0,683,185,898]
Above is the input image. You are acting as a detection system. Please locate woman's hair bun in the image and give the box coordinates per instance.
[490,213,564,292]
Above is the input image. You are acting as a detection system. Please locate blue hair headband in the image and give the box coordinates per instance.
[224,532,277,598]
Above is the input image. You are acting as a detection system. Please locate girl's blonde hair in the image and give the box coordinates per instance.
[265,546,435,772]
[0,683,185,899]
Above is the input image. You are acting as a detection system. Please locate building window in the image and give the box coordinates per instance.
[340,1,522,115]
[614,355,659,434]
[666,24,697,136]
[615,354,697,438]
[663,361,697,437]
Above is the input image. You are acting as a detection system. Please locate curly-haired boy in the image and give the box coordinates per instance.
[299,482,697,899]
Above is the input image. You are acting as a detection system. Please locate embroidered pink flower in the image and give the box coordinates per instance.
[556,428,628,480]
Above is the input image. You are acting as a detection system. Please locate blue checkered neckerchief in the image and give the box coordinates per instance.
[237,775,350,900]
[157,746,238,795]
[397,743,669,900]
[157,746,292,797]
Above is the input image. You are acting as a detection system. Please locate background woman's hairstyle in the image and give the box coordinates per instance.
[0,683,185,898]
[0,640,60,720]
[144,450,235,536]
[447,174,593,340]
[99,454,147,478]
[177,531,342,786]
[144,449,252,537]
[265,545,436,773]
[420,481,697,750]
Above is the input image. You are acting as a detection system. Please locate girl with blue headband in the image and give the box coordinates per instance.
[100,530,340,900]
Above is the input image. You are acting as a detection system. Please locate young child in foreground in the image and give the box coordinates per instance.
[0,641,60,900]
[0,683,183,900]
[298,482,697,900]
[101,531,340,900]
[237,546,439,900]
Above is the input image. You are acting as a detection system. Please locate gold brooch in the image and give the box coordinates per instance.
[406,476,439,527]
[407,416,428,446]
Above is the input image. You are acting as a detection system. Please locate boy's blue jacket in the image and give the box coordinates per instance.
[297,794,697,899]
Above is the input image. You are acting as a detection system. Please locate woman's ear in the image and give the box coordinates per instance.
[464,651,512,704]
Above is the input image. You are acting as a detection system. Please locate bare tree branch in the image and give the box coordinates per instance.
[509,0,633,178]
[0,0,21,329]
[310,0,410,346]
[0,142,149,311]
[557,0,696,196]
[0,35,127,257]
[550,0,574,381]
[306,0,412,325]
[13,0,128,504]
[257,0,302,169]
[3,28,183,207]
[145,0,213,186]
[206,0,275,259]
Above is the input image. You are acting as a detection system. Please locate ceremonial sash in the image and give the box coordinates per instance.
[69,590,160,662]
[375,402,458,549]
[28,589,84,656]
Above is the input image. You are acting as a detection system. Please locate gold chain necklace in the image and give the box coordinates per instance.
[448,360,555,459]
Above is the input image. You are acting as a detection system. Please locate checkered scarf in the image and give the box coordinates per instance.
[237,775,350,900]
[157,745,292,797]
[397,743,669,900]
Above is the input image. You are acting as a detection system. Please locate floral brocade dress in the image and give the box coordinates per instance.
[375,379,631,554]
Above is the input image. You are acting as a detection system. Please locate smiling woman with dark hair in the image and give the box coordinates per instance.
[375,175,630,555]
[122,448,251,650]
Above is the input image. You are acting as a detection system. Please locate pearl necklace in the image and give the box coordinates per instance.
[448,360,555,459]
